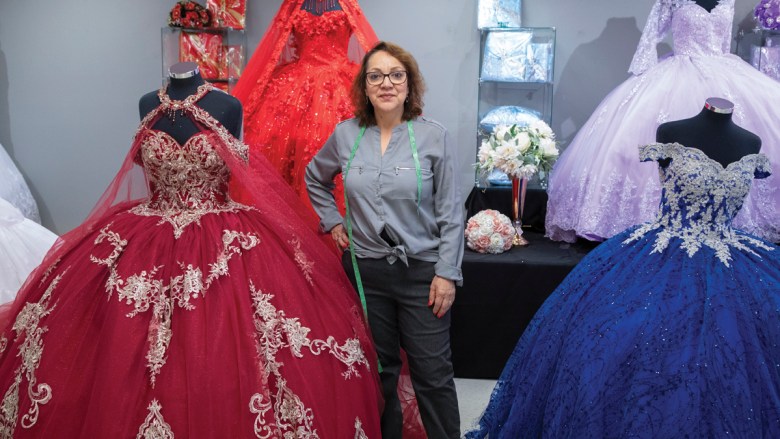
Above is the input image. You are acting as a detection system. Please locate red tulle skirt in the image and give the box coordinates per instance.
[0,204,382,437]
[242,58,357,214]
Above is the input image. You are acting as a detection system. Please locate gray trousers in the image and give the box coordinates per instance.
[342,253,460,439]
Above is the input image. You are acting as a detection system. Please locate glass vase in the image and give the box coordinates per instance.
[511,177,530,246]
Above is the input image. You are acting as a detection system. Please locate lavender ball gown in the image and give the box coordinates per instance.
[546,0,780,243]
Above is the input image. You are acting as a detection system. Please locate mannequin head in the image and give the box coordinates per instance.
[703,97,733,114]
[169,61,200,79]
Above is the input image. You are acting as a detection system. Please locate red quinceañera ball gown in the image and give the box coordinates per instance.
[0,83,382,438]
[232,0,378,213]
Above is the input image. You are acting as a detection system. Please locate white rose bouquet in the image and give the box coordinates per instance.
[477,121,559,180]
[464,209,515,254]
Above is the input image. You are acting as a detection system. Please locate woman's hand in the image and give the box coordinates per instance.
[330,224,350,250]
[429,275,456,318]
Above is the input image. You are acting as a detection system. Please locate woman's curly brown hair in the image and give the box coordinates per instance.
[351,41,426,127]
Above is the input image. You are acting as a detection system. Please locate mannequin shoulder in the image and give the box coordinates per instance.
[139,90,162,119]
[201,90,244,137]
[655,119,689,143]
[734,125,762,153]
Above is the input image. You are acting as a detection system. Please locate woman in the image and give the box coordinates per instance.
[0,65,382,438]
[545,0,780,243]
[306,41,464,438]
[231,0,377,212]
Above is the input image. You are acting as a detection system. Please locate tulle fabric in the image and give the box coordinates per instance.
[231,0,378,213]
[0,142,41,223]
[0,198,56,303]
[466,229,780,438]
[546,0,780,243]
[0,86,383,437]
[468,144,780,438]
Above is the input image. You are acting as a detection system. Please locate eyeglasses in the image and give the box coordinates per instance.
[366,71,407,86]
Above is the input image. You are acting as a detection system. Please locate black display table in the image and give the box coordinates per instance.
[464,185,548,232]
[450,230,596,379]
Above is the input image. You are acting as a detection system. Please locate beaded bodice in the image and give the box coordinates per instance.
[624,143,773,265]
[671,0,732,57]
[130,83,249,238]
[137,130,230,211]
[628,0,735,75]
[291,8,352,65]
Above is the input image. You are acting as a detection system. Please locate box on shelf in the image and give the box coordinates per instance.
[161,27,247,93]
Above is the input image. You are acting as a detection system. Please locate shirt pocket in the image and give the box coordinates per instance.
[342,163,372,198]
[389,166,434,200]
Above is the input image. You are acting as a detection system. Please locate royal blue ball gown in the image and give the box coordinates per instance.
[467,143,780,438]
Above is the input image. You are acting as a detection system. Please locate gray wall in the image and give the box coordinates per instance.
[0,1,757,233]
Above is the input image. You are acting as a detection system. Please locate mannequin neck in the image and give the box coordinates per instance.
[166,74,206,101]
[301,0,342,15]
[698,103,734,126]
[694,0,719,13]
[166,62,205,100]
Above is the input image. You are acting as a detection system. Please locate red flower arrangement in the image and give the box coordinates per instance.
[169,1,212,29]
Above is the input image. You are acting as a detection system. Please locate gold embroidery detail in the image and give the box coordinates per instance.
[134,83,248,164]
[248,284,370,438]
[0,273,61,437]
[354,417,368,439]
[136,399,174,439]
[0,336,7,355]
[91,227,260,386]
[131,130,251,239]
[37,258,61,286]
[289,238,314,286]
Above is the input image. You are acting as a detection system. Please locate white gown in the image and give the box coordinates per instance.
[0,197,57,302]
[0,142,41,222]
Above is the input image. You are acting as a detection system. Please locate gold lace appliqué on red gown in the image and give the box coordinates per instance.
[130,130,250,239]
[0,272,62,437]
[90,226,260,386]
[135,399,174,439]
[247,283,370,438]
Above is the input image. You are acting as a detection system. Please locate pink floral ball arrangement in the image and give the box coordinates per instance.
[755,0,780,30]
[465,209,515,254]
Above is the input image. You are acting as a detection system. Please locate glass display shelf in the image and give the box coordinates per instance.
[475,27,556,189]
[736,28,780,81]
[161,27,247,93]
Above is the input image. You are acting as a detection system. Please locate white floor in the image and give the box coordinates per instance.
[455,378,497,435]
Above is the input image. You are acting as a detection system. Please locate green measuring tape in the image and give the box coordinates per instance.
[342,121,422,373]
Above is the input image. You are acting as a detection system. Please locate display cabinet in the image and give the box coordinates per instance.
[735,28,780,82]
[161,27,247,93]
[478,0,522,30]
[476,27,556,187]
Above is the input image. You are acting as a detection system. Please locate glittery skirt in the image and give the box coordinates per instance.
[465,227,780,438]
[0,204,382,437]
[242,58,358,213]
[546,53,780,243]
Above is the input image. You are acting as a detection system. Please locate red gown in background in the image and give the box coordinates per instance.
[232,0,378,212]
[0,83,382,438]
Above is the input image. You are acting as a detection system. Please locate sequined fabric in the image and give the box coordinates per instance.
[546,0,780,243]
[467,146,780,438]
[0,86,382,437]
[240,8,358,211]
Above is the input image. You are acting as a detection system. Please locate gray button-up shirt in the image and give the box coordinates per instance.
[305,117,464,284]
